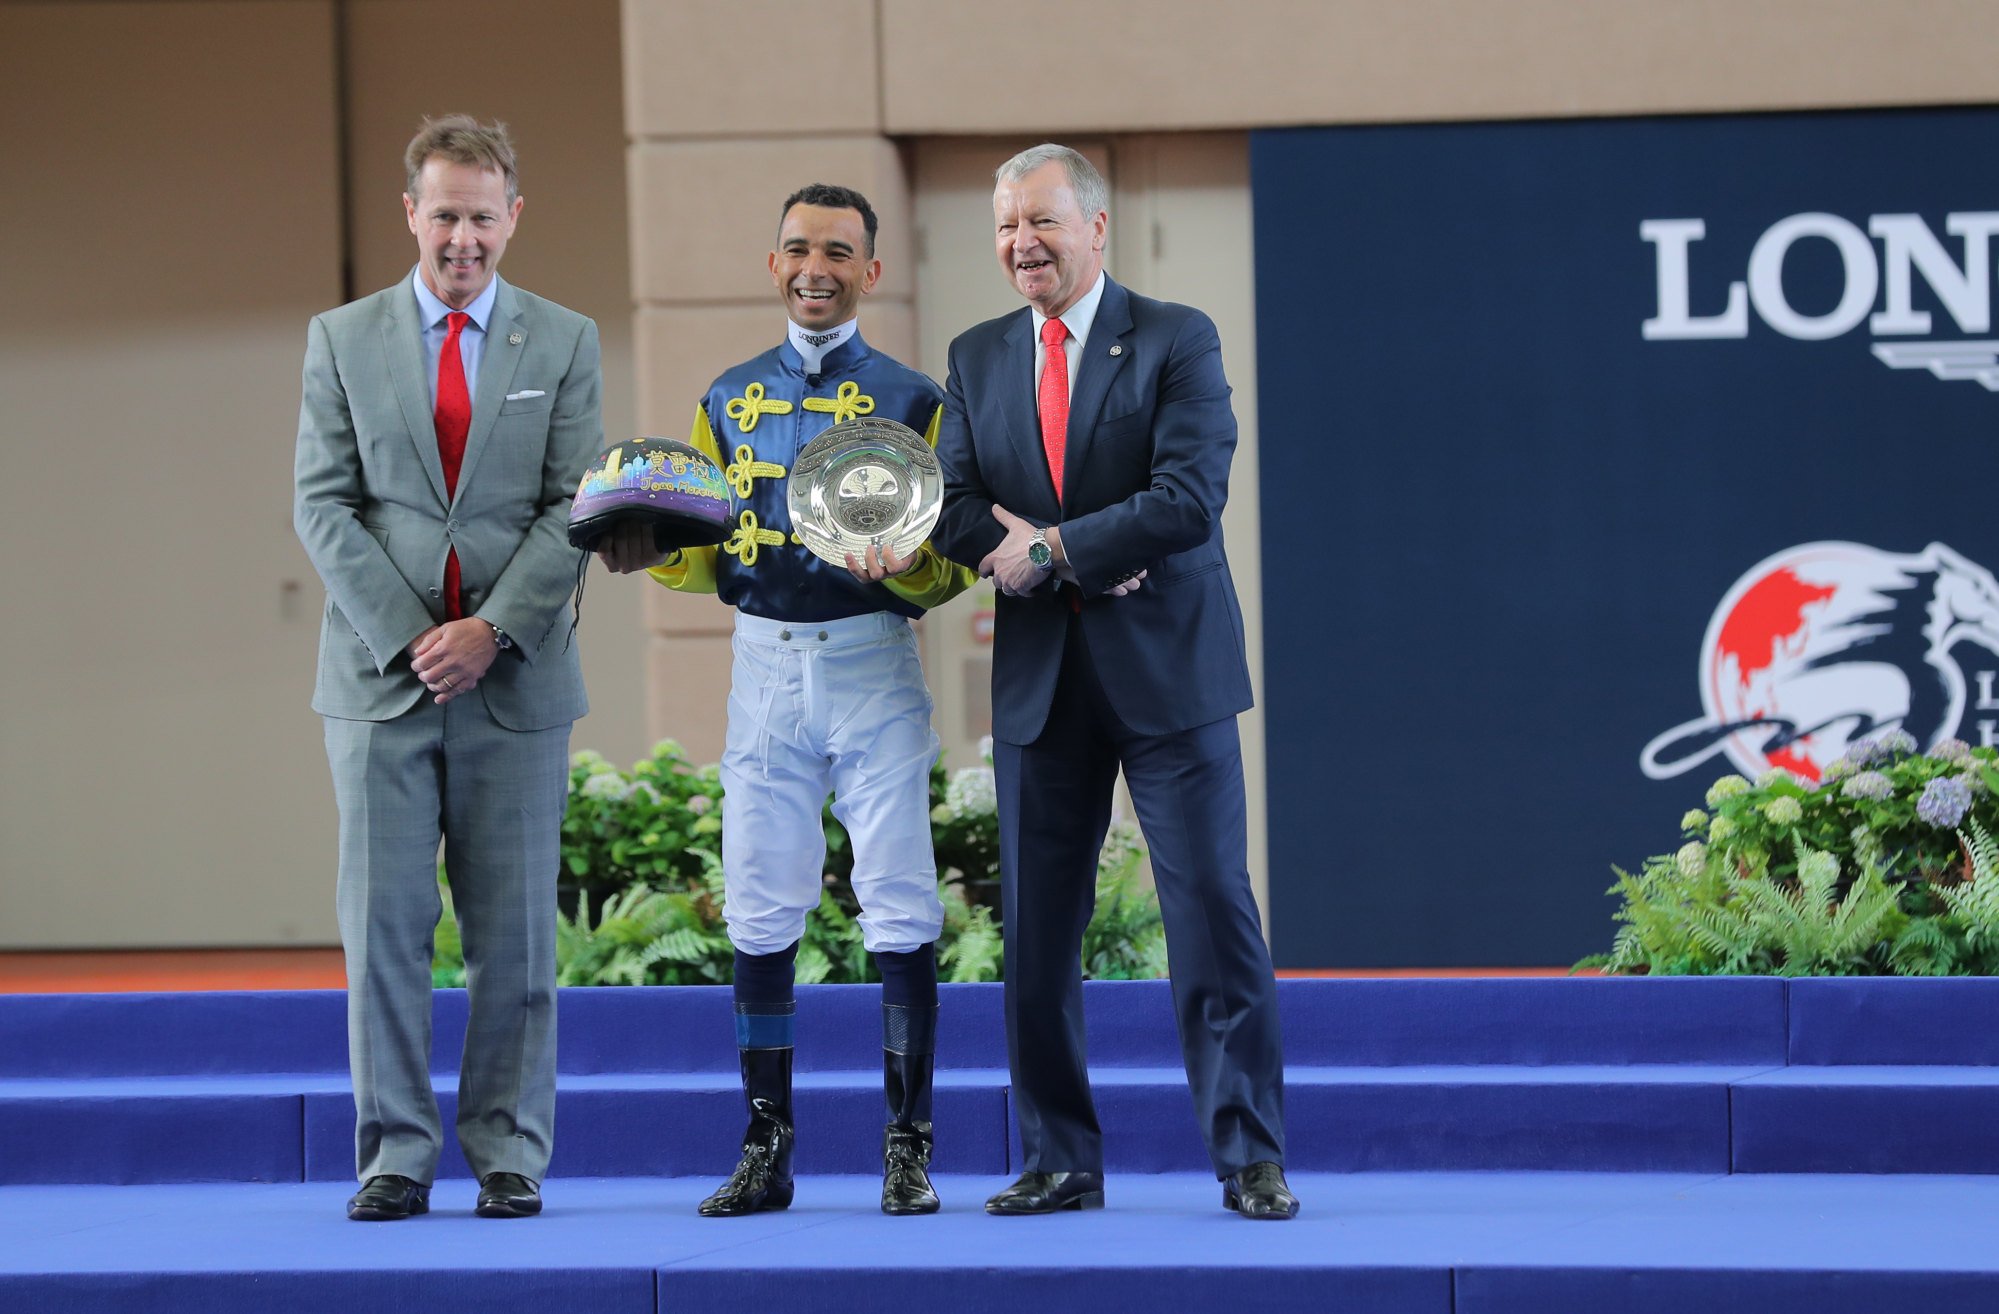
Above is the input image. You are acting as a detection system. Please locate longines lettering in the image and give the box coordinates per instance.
[1641,212,1999,342]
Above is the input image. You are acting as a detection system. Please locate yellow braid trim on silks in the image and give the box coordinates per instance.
[724,381,793,433]
[723,510,787,566]
[800,381,875,424]
[726,444,787,498]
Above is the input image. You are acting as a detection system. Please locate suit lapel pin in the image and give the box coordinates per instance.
[1109,344,1123,356]
[508,332,525,346]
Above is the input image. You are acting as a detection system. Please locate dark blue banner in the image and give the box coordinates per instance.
[1253,108,1999,967]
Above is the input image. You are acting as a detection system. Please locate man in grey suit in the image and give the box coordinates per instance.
[294,115,601,1222]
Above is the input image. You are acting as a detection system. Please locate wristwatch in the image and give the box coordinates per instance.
[488,622,513,650]
[1026,528,1054,572]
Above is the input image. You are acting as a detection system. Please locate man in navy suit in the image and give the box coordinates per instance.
[932,144,1297,1220]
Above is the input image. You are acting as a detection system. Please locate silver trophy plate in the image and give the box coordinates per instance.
[788,416,943,567]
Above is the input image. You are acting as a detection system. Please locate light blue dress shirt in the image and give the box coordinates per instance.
[411,268,499,403]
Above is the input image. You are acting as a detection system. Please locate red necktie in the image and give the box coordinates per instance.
[1038,316,1069,503]
[435,311,472,620]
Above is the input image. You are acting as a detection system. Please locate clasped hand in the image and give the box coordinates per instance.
[409,618,502,704]
[979,505,1145,599]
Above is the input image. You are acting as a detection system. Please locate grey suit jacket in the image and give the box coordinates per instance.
[294,273,600,730]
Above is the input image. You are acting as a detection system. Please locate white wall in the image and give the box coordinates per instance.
[0,0,638,948]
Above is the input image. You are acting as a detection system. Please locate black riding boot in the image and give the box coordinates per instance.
[699,1046,795,1216]
[881,1003,939,1215]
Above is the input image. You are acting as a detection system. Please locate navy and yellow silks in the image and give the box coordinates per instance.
[647,333,975,623]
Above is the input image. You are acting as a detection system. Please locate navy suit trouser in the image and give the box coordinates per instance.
[992,615,1287,1179]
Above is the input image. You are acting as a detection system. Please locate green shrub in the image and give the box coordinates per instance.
[1582,735,1999,976]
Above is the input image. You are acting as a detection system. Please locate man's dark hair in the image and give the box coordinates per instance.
[778,183,878,256]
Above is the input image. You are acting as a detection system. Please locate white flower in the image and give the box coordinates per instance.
[579,773,632,801]
[1762,796,1803,826]
[686,793,713,816]
[1675,841,1709,878]
[977,734,995,765]
[1797,849,1841,886]
[1705,775,1751,807]
[945,766,998,817]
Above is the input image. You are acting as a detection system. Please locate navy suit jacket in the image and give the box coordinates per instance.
[934,276,1254,744]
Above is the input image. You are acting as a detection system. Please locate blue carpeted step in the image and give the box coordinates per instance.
[0,978,1792,1078]
[1785,978,1999,1064]
[1041,1064,1751,1173]
[6,978,1998,1185]
[1732,1066,1999,1173]
[3,1173,1996,1314]
[0,1080,310,1184]
[298,1071,1013,1180]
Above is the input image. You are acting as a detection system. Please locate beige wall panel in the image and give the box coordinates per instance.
[0,1,342,947]
[881,0,1999,132]
[643,582,736,638]
[622,0,880,140]
[856,298,920,372]
[635,305,792,433]
[629,138,912,303]
[646,634,734,764]
[342,0,648,771]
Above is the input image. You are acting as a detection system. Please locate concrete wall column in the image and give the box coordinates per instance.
[621,1,920,761]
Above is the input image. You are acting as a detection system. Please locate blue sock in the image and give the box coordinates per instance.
[733,943,798,1050]
[874,944,938,1011]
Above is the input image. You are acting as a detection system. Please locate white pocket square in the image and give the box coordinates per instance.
[505,389,546,401]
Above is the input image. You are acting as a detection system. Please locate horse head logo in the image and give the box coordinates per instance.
[1641,541,1999,781]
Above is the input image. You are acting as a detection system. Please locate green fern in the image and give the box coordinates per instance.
[1937,820,1999,969]
[1725,849,1904,976]
[1887,915,1961,976]
[431,867,466,988]
[1601,853,1736,975]
[1081,836,1169,981]
[938,881,1003,982]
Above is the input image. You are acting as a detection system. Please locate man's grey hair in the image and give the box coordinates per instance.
[995,143,1107,218]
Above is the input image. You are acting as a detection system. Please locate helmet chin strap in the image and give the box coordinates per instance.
[563,548,587,653]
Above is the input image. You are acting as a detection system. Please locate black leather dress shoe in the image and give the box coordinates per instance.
[984,1170,1105,1215]
[475,1171,542,1218]
[346,1174,429,1221]
[1222,1161,1299,1220]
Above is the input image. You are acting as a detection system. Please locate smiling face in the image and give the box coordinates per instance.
[769,203,880,331]
[404,158,522,310]
[993,161,1107,318]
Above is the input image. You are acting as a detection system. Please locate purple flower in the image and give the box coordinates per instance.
[1841,771,1894,802]
[1845,730,1916,766]
[1934,738,1976,767]
[1916,776,1974,829]
[1839,743,1881,768]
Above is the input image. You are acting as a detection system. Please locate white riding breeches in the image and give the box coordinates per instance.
[719,610,944,955]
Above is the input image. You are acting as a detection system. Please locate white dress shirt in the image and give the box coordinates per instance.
[1031,269,1108,409]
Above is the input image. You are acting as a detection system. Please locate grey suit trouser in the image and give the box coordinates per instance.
[324,692,570,1186]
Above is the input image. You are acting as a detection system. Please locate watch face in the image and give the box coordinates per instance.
[1027,539,1052,568]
